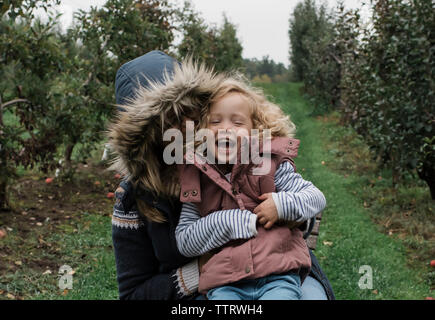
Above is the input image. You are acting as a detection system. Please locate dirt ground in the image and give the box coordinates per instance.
[0,162,119,299]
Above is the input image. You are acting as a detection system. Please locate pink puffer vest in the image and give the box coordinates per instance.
[178,137,311,293]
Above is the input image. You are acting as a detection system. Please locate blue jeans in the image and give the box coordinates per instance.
[206,273,302,300]
[300,275,328,300]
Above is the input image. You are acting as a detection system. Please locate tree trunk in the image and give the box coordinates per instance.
[0,96,8,211]
[64,143,75,168]
[0,180,9,211]
[418,161,435,200]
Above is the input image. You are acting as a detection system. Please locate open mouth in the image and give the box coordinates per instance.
[216,138,237,150]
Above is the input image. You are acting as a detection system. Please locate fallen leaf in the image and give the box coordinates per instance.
[14,260,22,266]
[36,222,43,226]
[322,241,333,246]
[43,270,52,275]
[372,290,378,295]
[6,293,15,299]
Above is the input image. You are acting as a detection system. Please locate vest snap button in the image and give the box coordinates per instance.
[286,149,291,153]
[232,188,238,195]
[245,266,250,273]
[202,166,207,171]
[183,191,189,197]
[191,190,198,196]
[289,141,293,145]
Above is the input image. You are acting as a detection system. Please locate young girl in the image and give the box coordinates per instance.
[175,76,326,300]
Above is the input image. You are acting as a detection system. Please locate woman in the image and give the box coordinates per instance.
[108,50,335,300]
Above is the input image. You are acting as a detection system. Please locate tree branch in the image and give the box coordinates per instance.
[1,98,31,109]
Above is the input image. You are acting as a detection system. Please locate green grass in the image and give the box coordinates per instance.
[259,82,432,299]
[35,213,117,300]
[1,213,118,300]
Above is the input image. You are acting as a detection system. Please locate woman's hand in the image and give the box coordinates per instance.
[253,193,279,229]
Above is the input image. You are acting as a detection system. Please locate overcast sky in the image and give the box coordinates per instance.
[56,0,370,67]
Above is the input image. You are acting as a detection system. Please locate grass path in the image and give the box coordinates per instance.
[261,82,431,299]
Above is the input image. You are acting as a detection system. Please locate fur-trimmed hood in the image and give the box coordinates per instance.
[107,51,226,196]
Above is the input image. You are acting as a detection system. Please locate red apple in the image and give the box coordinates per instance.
[45,178,53,184]
[114,173,121,179]
[106,192,115,199]
[430,260,435,267]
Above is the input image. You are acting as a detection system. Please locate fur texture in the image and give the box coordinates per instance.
[107,60,226,205]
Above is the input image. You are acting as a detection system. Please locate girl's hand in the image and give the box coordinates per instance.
[253,193,278,229]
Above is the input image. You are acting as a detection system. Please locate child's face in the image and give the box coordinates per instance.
[207,92,254,164]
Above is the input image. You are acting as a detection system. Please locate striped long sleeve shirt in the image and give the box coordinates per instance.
[175,161,326,258]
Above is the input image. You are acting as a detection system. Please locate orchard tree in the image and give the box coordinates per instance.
[0,2,65,210]
[214,15,243,72]
[347,0,435,195]
[177,2,243,72]
[62,0,179,165]
[0,0,182,210]
[288,0,332,81]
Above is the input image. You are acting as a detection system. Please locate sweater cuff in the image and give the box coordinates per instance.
[173,259,199,298]
[248,213,258,236]
[272,192,285,220]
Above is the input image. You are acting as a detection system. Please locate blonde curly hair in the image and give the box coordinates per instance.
[200,74,296,138]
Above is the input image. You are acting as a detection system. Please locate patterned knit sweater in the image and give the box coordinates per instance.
[112,182,200,299]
